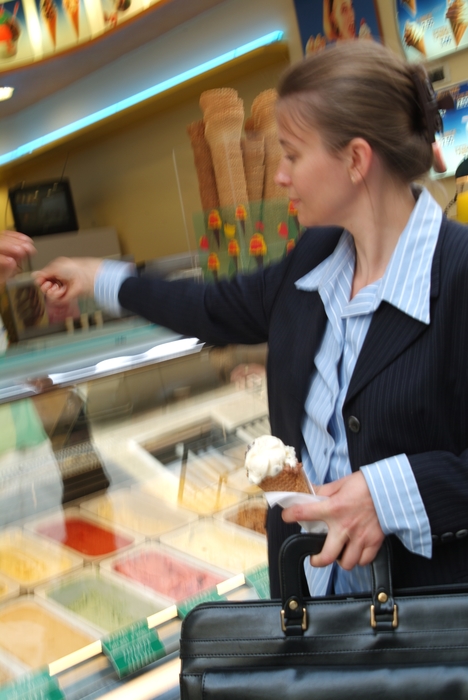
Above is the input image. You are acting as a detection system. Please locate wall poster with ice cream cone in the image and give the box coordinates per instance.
[434,80,468,176]
[35,0,91,51]
[0,0,33,65]
[397,0,468,62]
[99,0,143,31]
[292,0,382,55]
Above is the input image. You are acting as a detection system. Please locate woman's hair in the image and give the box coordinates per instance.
[276,41,434,182]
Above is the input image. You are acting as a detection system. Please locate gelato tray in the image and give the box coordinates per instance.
[0,649,27,688]
[216,497,268,536]
[0,528,83,592]
[101,542,229,602]
[0,596,97,669]
[160,518,268,574]
[0,571,20,604]
[80,489,197,538]
[137,478,246,516]
[35,568,172,634]
[25,507,142,561]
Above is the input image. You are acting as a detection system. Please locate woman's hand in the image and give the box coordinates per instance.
[33,257,103,305]
[0,231,36,285]
[282,470,385,570]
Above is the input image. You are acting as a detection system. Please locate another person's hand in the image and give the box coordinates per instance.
[282,470,385,570]
[0,231,36,285]
[33,257,102,306]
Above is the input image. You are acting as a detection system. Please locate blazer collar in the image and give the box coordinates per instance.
[344,218,446,406]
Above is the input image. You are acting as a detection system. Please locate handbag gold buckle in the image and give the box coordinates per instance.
[370,604,398,629]
[280,607,307,633]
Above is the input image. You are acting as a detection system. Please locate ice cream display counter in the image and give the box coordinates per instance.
[0,318,270,699]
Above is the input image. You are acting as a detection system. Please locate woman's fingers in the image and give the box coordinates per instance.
[283,471,385,569]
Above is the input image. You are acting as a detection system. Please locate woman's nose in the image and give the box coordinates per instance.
[274,162,290,187]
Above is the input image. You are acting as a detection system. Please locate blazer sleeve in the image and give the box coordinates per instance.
[118,253,292,347]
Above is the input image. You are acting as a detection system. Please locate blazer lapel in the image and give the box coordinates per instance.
[286,289,328,403]
[345,217,445,405]
[344,302,427,405]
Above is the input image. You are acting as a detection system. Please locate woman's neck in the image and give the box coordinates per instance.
[347,178,416,299]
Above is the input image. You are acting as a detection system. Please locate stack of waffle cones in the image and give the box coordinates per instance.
[200,89,249,207]
[187,120,219,212]
[242,116,265,202]
[251,89,284,201]
[257,462,311,494]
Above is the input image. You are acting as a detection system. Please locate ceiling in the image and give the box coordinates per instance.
[0,0,225,118]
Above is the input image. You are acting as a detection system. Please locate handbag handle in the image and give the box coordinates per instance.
[278,533,398,635]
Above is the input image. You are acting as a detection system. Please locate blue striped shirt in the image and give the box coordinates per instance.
[296,186,441,595]
[94,188,441,597]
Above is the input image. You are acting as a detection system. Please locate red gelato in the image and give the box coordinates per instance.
[113,549,224,600]
[35,517,134,557]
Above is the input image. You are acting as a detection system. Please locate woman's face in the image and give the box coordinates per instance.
[331,0,355,39]
[275,115,355,229]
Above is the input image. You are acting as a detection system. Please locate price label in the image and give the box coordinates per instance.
[245,565,270,599]
[177,588,225,619]
[0,669,64,700]
[102,619,166,678]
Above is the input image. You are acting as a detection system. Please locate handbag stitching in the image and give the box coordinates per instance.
[181,644,468,659]
[182,627,468,644]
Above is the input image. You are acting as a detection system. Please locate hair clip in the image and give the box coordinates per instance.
[410,69,454,143]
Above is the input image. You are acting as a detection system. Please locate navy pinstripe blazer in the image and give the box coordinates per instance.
[120,216,468,591]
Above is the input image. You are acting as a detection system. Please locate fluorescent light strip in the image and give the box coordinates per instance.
[0,30,284,166]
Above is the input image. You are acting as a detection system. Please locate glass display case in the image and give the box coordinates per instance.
[0,318,270,699]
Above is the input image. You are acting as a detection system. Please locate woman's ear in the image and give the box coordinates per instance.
[432,141,447,174]
[345,138,373,184]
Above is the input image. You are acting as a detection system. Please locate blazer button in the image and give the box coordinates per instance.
[432,534,439,545]
[441,532,454,543]
[456,529,468,539]
[348,416,361,433]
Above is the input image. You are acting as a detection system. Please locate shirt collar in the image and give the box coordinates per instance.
[295,187,442,324]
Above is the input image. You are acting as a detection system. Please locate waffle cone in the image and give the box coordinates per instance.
[402,0,416,15]
[258,463,310,493]
[414,36,426,54]
[66,6,79,36]
[46,14,57,46]
[449,18,467,45]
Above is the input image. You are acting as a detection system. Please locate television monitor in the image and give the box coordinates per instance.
[8,178,79,237]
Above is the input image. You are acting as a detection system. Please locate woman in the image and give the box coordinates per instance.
[323,0,356,41]
[34,41,468,598]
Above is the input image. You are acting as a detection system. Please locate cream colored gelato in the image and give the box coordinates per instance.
[245,435,297,485]
[0,599,94,668]
[160,520,267,573]
[81,492,196,537]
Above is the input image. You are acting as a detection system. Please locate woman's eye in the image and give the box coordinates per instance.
[286,154,296,163]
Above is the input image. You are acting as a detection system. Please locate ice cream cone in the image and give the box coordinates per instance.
[41,0,57,46]
[402,0,416,16]
[449,18,467,45]
[258,463,310,494]
[47,13,56,45]
[446,1,468,46]
[67,6,79,36]
[403,21,426,55]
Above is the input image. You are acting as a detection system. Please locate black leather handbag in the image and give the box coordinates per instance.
[180,533,468,699]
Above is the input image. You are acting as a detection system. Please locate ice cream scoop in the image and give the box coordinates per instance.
[245,435,310,493]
